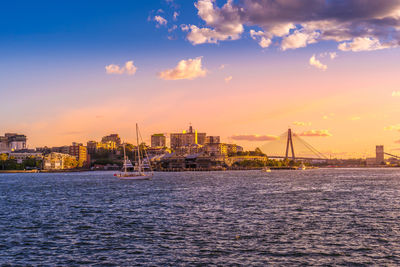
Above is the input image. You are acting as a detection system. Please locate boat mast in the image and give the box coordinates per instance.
[123,143,127,174]
[136,123,142,174]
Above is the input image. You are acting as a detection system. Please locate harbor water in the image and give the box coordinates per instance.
[1,169,400,265]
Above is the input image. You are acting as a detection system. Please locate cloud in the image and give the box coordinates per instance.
[281,30,319,50]
[154,15,168,26]
[384,124,400,131]
[185,0,400,51]
[173,11,179,21]
[231,134,279,141]
[298,130,332,137]
[329,52,338,59]
[293,121,311,126]
[168,25,178,33]
[185,0,244,45]
[338,37,395,52]
[309,55,327,71]
[158,57,207,80]
[224,76,233,83]
[250,30,272,48]
[395,140,400,144]
[219,64,226,69]
[392,91,400,97]
[350,116,361,121]
[105,61,137,75]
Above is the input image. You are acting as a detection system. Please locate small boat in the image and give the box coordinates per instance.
[115,123,153,180]
[298,163,306,170]
[261,167,271,173]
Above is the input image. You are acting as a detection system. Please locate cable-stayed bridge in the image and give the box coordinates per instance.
[260,129,328,161]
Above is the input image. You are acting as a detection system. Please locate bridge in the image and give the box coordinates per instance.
[260,128,328,161]
[384,152,400,160]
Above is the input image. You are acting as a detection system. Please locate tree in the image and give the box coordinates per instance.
[0,154,8,170]
[64,157,78,169]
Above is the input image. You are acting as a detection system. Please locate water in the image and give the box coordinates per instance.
[1,169,400,265]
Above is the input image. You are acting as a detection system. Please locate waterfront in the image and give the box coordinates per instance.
[1,169,400,265]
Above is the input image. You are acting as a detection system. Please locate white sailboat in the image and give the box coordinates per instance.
[115,124,153,180]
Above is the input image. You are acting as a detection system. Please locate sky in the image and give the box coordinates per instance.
[1,0,400,158]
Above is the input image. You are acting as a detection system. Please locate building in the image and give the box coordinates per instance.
[170,125,206,149]
[51,146,70,154]
[366,157,377,166]
[97,141,117,151]
[9,151,43,164]
[151,134,166,148]
[205,136,220,144]
[43,152,77,170]
[101,134,121,146]
[376,145,384,165]
[69,142,88,167]
[87,141,98,155]
[205,143,228,156]
[86,140,116,155]
[0,133,27,152]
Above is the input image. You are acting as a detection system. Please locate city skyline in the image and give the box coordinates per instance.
[1,0,400,158]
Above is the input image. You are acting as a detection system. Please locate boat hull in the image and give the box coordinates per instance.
[114,173,153,180]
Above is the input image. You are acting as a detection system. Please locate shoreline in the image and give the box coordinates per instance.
[0,166,399,174]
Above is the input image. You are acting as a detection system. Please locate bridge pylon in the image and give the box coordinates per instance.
[285,128,295,161]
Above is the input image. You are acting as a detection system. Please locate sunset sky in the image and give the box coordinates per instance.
[1,0,400,158]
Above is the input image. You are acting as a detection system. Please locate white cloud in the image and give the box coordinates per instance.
[224,76,232,83]
[154,15,167,26]
[181,24,189,31]
[168,25,178,33]
[158,57,207,80]
[281,30,320,50]
[392,91,400,97]
[329,52,337,59]
[309,55,327,71]
[105,61,137,76]
[173,11,179,21]
[186,0,243,45]
[338,37,395,52]
[250,30,272,48]
[184,0,400,51]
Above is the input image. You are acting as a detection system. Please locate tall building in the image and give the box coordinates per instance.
[101,134,121,146]
[151,134,166,147]
[170,125,206,149]
[87,141,98,155]
[0,133,27,152]
[69,142,88,167]
[376,145,384,164]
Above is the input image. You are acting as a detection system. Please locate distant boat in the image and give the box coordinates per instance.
[262,167,271,173]
[298,163,306,171]
[115,124,153,180]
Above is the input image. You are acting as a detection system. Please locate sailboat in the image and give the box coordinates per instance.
[115,124,153,180]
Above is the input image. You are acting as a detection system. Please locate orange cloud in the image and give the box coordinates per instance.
[298,130,332,137]
[231,134,279,141]
[293,121,311,126]
[158,57,207,80]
